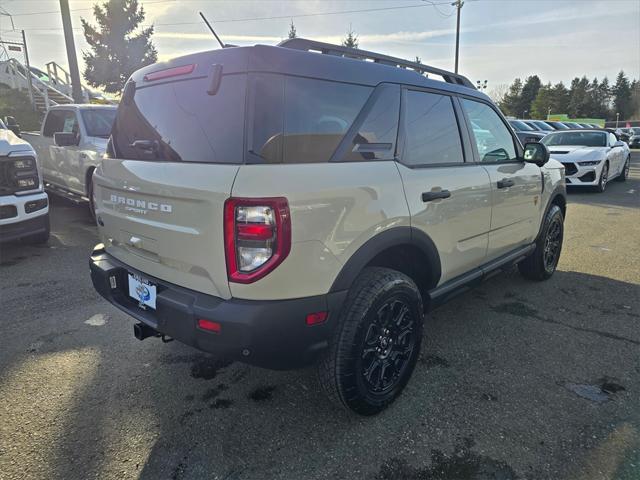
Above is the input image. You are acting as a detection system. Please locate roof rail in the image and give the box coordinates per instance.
[278,38,475,89]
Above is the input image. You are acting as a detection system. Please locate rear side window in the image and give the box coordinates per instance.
[249,75,372,163]
[110,74,246,163]
[401,90,464,167]
[341,84,400,162]
[43,110,78,137]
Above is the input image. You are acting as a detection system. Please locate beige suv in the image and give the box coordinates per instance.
[90,39,566,415]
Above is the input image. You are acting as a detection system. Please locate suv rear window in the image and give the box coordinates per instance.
[249,75,372,164]
[110,74,247,163]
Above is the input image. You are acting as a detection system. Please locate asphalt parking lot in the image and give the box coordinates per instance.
[1,153,639,480]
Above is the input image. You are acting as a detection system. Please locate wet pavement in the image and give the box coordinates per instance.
[1,153,639,480]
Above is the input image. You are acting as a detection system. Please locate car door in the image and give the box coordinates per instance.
[50,109,81,192]
[608,132,623,177]
[40,110,64,186]
[459,97,542,261]
[396,88,492,284]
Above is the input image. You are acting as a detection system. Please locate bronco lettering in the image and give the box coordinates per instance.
[110,194,173,213]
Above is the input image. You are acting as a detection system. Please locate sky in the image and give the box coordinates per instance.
[1,0,639,95]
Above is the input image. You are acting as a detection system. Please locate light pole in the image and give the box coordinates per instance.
[452,0,464,73]
[522,110,528,119]
[59,0,84,103]
[547,107,551,119]
[616,112,620,128]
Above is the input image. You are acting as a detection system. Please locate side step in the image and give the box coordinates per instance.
[427,243,535,310]
[45,182,88,204]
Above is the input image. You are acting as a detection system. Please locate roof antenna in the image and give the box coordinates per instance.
[199,12,225,48]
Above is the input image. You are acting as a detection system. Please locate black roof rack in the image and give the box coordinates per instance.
[278,38,475,89]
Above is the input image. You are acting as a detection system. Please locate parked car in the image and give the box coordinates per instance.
[0,118,49,244]
[22,104,116,219]
[89,38,566,415]
[578,123,592,129]
[545,121,570,130]
[562,122,584,129]
[627,127,640,149]
[523,120,556,133]
[542,130,631,192]
[508,119,546,143]
[603,127,631,144]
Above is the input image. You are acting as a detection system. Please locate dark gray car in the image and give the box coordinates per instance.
[508,119,546,143]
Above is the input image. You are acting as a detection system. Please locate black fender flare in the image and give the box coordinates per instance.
[329,226,441,292]
[536,184,566,240]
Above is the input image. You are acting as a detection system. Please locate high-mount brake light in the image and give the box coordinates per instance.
[143,64,196,82]
[224,197,291,284]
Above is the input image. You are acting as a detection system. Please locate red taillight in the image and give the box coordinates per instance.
[198,318,221,333]
[143,64,196,82]
[224,197,291,284]
[305,311,328,326]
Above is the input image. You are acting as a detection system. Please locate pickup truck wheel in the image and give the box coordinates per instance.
[616,156,630,182]
[518,204,563,281]
[317,267,423,415]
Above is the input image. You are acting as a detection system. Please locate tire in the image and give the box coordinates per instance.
[26,215,50,245]
[596,162,609,193]
[87,169,96,222]
[317,267,424,415]
[518,204,564,281]
[616,156,630,182]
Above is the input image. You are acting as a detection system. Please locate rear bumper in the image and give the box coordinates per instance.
[90,245,347,370]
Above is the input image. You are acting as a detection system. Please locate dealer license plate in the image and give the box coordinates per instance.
[128,274,157,310]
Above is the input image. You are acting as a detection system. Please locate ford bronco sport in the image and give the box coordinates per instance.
[90,39,566,415]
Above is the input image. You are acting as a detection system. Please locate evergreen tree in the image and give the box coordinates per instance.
[567,76,590,117]
[498,78,523,116]
[519,75,542,117]
[612,71,632,119]
[342,25,359,48]
[288,20,297,39]
[631,79,640,120]
[551,82,570,114]
[530,83,553,119]
[81,0,157,94]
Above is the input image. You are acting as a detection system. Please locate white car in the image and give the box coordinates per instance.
[541,130,631,192]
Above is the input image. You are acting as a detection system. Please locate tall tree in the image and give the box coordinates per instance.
[631,79,640,120]
[612,71,633,119]
[287,20,297,39]
[519,75,542,117]
[81,0,157,94]
[342,25,359,48]
[567,76,590,117]
[498,78,523,116]
[551,82,570,114]
[530,83,553,119]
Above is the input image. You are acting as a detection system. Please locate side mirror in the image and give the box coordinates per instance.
[54,131,79,147]
[5,116,21,137]
[523,142,549,167]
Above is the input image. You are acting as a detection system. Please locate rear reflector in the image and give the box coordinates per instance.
[144,64,196,82]
[305,311,328,326]
[197,319,221,333]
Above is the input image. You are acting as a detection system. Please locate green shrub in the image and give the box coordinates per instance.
[0,84,43,131]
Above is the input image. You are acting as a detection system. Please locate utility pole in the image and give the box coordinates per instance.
[59,0,84,103]
[21,30,35,109]
[453,0,463,73]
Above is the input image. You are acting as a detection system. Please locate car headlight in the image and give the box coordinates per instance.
[578,160,601,166]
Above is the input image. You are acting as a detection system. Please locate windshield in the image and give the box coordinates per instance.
[542,131,607,147]
[81,109,117,138]
[531,121,553,131]
[509,120,534,131]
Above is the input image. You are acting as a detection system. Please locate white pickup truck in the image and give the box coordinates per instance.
[23,104,116,218]
[0,118,49,244]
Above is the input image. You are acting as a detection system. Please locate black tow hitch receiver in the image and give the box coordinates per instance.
[133,322,160,341]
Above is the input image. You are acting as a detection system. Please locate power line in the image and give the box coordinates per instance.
[4,0,177,17]
[2,2,460,32]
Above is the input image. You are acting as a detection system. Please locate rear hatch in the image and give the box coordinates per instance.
[94,48,250,299]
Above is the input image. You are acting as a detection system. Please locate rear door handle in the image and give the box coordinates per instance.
[497,178,515,189]
[422,190,451,202]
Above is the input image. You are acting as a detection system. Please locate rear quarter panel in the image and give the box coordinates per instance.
[230,162,410,300]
